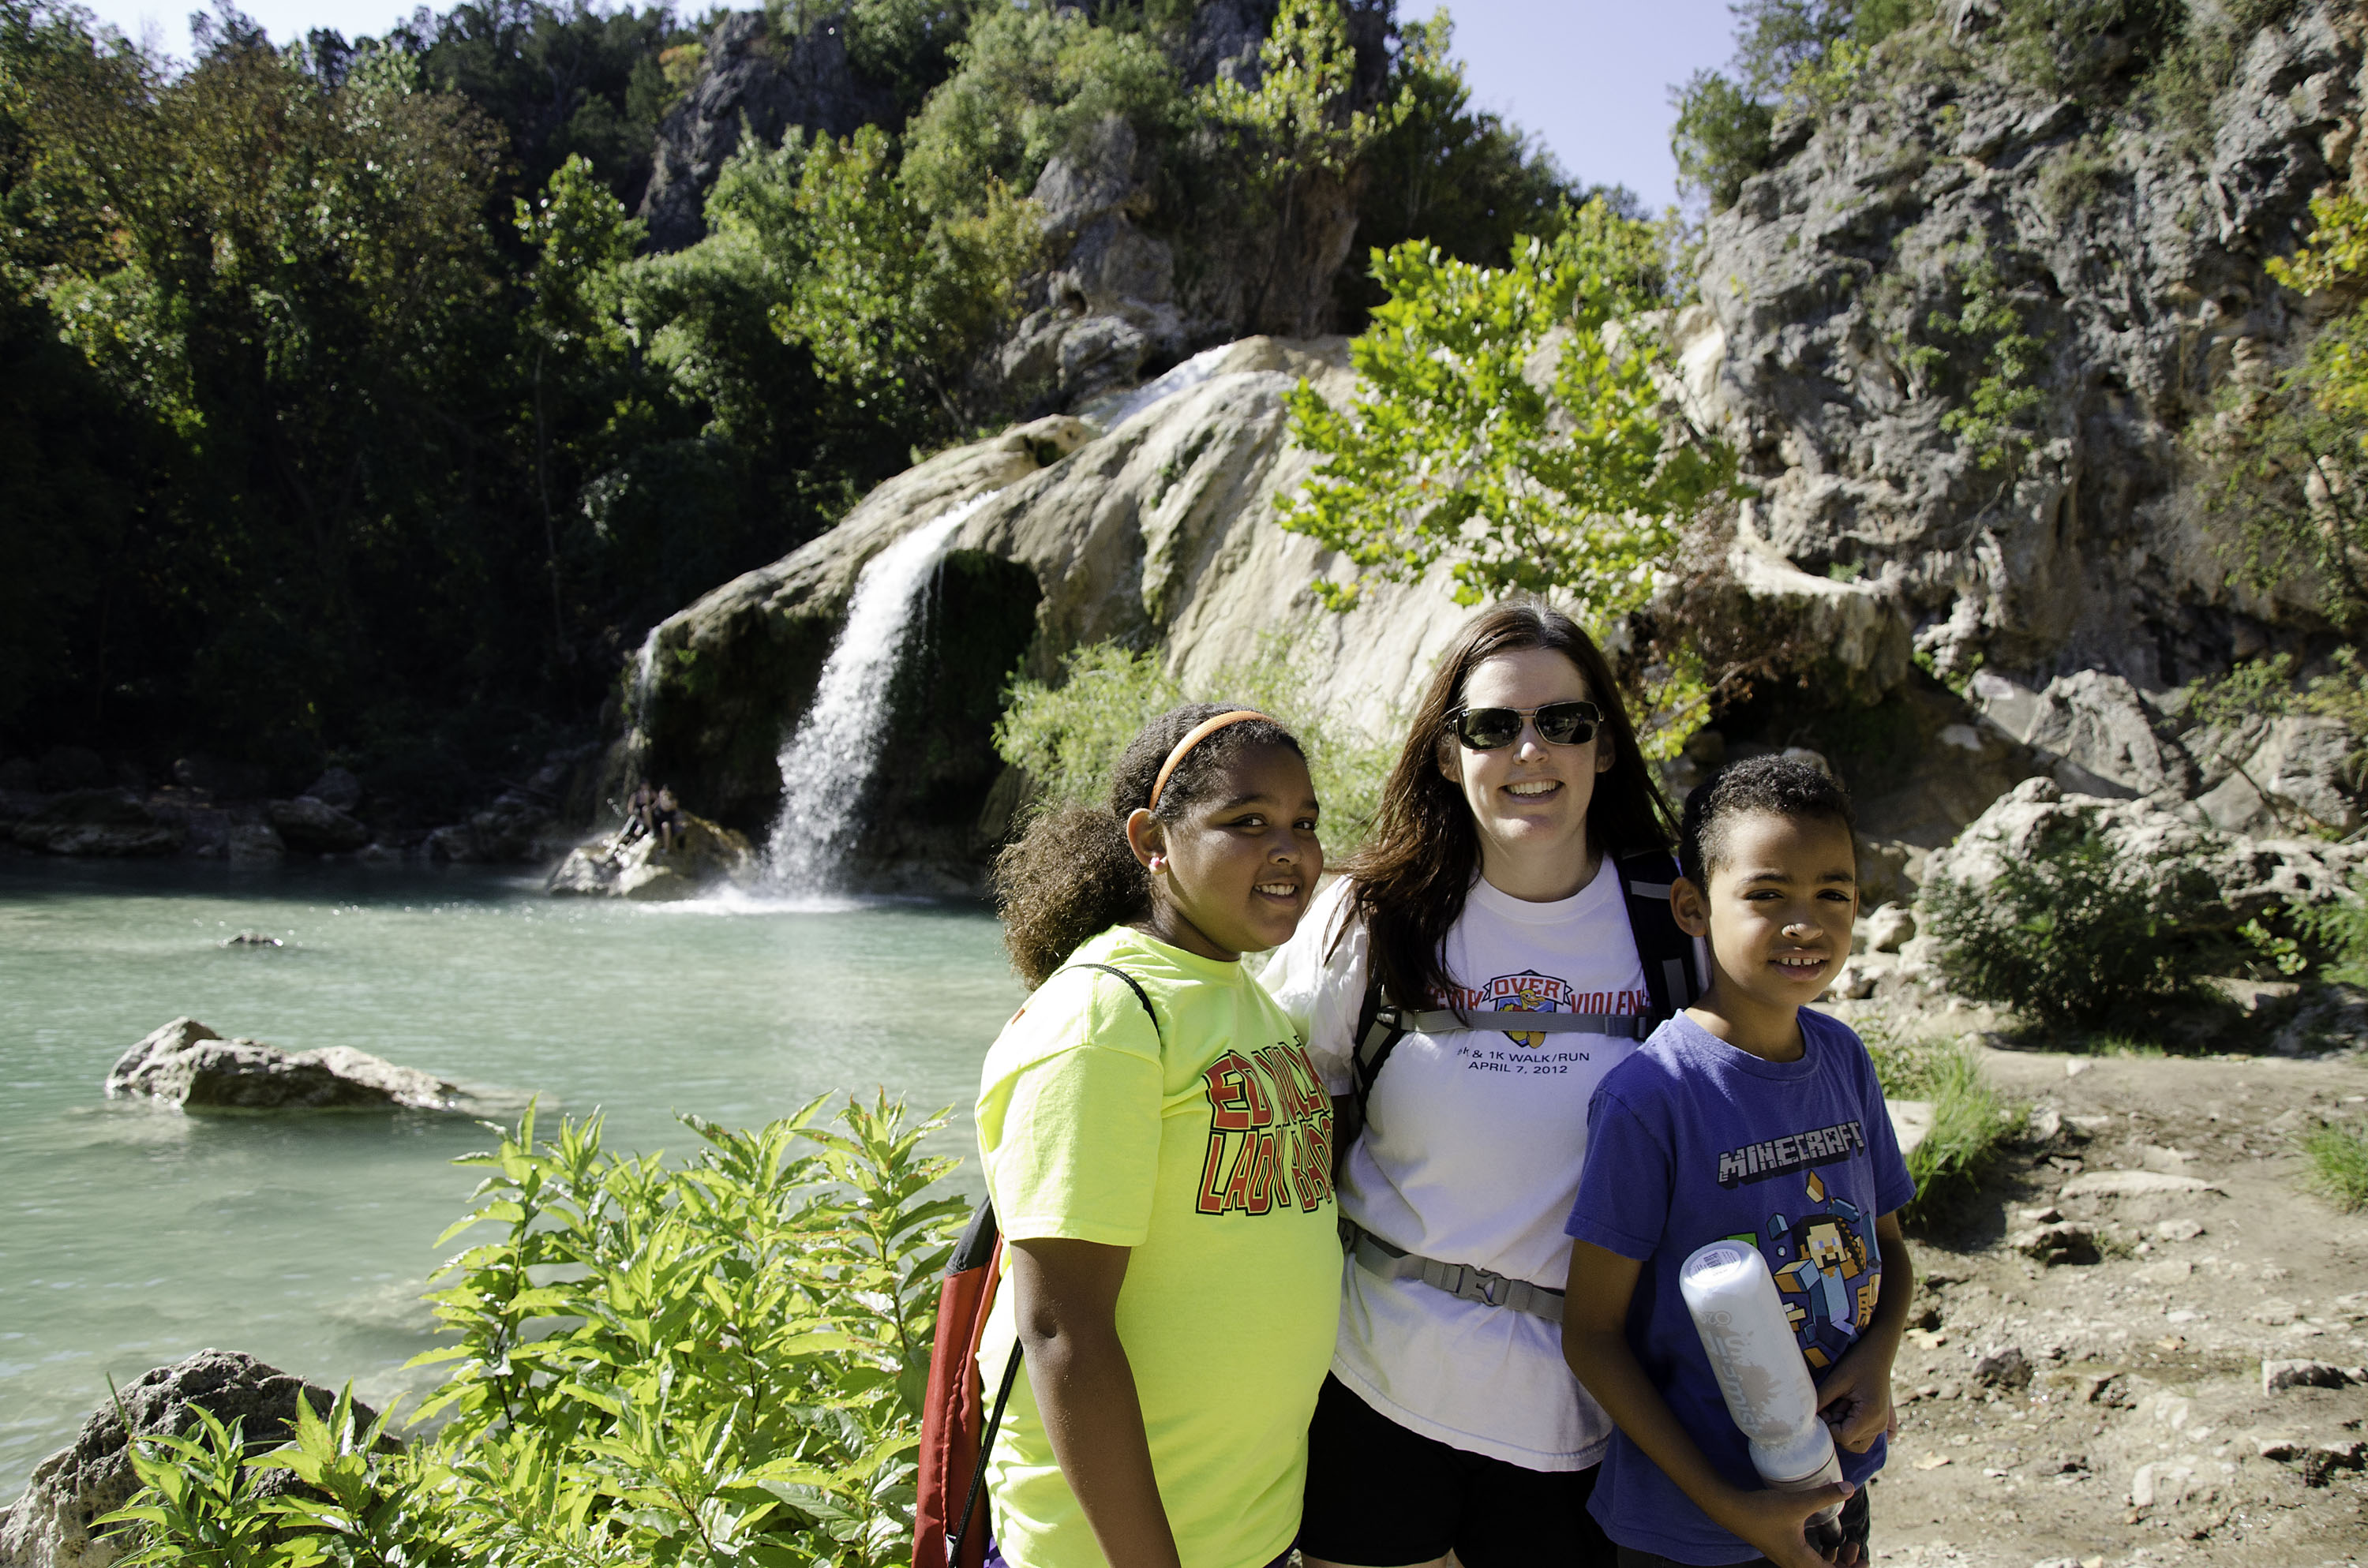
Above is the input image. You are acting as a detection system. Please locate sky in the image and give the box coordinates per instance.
[69,0,1743,211]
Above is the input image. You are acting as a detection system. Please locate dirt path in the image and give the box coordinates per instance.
[1868,1045,2368,1566]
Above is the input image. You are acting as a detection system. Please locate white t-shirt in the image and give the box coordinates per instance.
[1260,862,1650,1471]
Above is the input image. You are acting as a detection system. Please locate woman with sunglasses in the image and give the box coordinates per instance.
[1263,601,1686,1568]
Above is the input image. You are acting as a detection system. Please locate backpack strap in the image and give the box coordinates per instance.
[1331,969,1405,1184]
[1058,960,1161,1040]
[1614,848,1703,1025]
[950,957,1160,1563]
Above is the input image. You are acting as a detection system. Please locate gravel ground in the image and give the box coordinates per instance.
[1857,1041,2368,1567]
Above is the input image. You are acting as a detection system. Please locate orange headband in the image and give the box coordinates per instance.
[1148,710,1272,811]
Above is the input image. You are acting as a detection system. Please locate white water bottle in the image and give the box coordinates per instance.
[1678,1240,1846,1549]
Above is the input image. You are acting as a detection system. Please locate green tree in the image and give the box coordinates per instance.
[16,17,522,762]
[1669,0,1915,212]
[898,0,1182,215]
[516,152,643,654]
[762,124,1040,417]
[388,0,693,208]
[1337,9,1594,327]
[1280,198,1732,617]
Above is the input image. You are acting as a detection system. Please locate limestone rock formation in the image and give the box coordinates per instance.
[11,791,185,857]
[1000,116,1186,405]
[613,338,1478,889]
[0,1350,382,1568]
[302,768,362,812]
[105,1018,472,1113]
[638,11,898,253]
[547,811,755,900]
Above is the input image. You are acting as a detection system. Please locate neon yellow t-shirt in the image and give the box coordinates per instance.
[974,926,1342,1568]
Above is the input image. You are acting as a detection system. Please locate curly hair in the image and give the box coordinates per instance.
[992,703,1307,987]
[1339,601,1676,1009]
[1677,754,1857,892]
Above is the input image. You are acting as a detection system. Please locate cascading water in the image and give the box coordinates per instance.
[1084,342,1238,432]
[764,491,999,896]
[628,627,661,732]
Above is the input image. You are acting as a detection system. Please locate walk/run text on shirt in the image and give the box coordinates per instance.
[1197,1041,1335,1216]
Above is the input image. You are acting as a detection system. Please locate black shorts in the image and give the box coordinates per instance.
[1610,1484,1871,1567]
[1297,1374,1617,1568]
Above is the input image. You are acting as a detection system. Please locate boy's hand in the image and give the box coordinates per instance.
[1711,1480,1861,1568]
[1815,1340,1894,1453]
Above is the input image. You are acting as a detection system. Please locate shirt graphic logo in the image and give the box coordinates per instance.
[1436,971,1648,1049]
[1195,1041,1335,1216]
[1750,1176,1877,1370]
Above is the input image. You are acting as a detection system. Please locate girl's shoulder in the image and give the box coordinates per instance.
[989,930,1169,1070]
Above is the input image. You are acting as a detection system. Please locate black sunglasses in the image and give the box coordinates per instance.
[1448,700,1604,750]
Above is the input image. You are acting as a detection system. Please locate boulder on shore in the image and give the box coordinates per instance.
[264,795,370,855]
[11,791,184,858]
[0,1349,383,1568]
[548,811,755,900]
[106,1018,470,1112]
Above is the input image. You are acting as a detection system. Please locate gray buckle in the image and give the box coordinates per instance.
[1473,1270,1506,1308]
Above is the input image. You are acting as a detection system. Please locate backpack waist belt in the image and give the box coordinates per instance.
[1384,1007,1652,1039]
[1343,1220,1565,1324]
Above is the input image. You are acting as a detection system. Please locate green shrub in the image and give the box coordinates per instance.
[1921,825,2231,1027]
[994,635,1398,857]
[2291,869,2368,985]
[96,1097,966,1568]
[2302,1118,2368,1211]
[1865,1030,2018,1220]
[1670,70,1775,213]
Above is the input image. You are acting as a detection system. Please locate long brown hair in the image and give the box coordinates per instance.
[1339,601,1676,1008]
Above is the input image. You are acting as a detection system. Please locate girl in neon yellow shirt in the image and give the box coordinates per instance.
[973,705,1343,1568]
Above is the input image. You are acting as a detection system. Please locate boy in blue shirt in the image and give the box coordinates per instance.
[1561,757,1917,1567]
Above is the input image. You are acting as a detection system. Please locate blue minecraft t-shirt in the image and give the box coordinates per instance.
[1564,1009,1917,1566]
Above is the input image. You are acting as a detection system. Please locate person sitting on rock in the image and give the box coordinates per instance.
[655,785,684,854]
[607,782,657,863]
[620,781,656,846]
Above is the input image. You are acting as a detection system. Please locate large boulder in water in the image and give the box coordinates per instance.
[548,812,755,900]
[105,1018,470,1112]
[0,1349,384,1568]
[12,791,184,857]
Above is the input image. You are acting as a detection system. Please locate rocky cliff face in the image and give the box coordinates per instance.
[621,3,2368,896]
[1673,0,2368,879]
[638,11,900,252]
[640,2,1389,398]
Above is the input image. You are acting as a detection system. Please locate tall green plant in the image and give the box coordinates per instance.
[94,1098,967,1568]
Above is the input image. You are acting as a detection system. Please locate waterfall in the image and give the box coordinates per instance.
[1085,342,1238,432]
[764,492,998,896]
[628,627,661,729]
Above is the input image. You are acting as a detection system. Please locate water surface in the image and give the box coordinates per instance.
[0,859,1019,1495]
